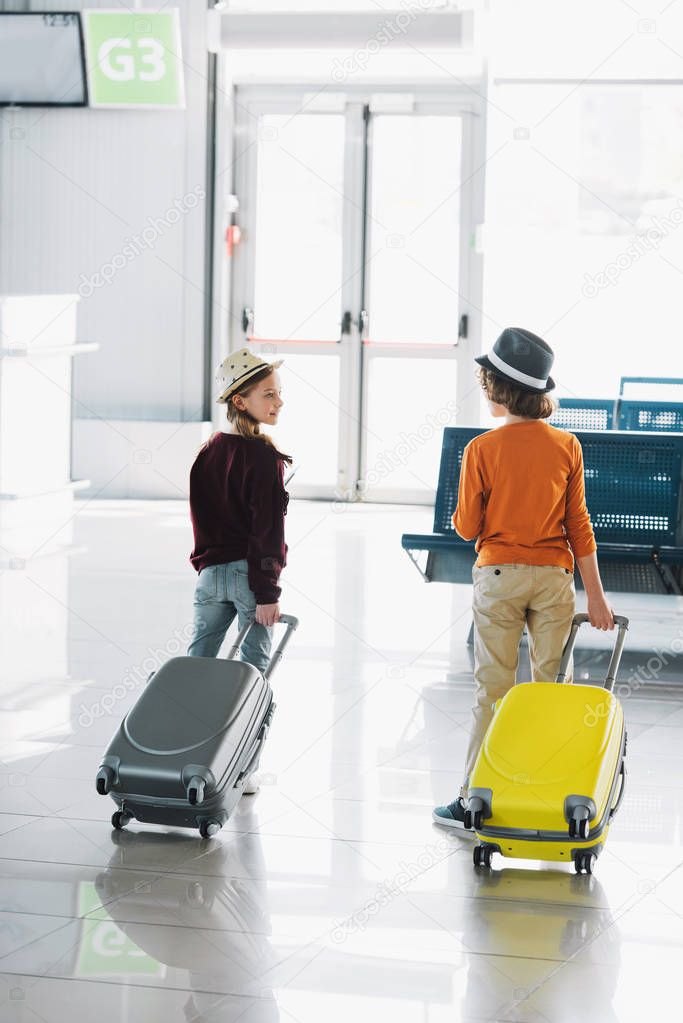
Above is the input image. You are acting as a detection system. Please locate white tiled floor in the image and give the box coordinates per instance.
[1,498,682,1022]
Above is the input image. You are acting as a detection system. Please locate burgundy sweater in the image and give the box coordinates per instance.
[189,432,289,604]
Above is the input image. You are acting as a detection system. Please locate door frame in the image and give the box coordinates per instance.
[223,82,487,504]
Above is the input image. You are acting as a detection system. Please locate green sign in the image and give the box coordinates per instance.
[75,882,165,978]
[83,9,185,108]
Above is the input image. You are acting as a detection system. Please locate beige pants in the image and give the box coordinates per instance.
[461,563,576,798]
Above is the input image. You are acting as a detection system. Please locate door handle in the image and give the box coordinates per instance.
[340,310,368,338]
[458,314,468,340]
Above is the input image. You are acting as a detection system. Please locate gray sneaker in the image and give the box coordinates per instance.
[242,772,261,795]
[432,797,474,836]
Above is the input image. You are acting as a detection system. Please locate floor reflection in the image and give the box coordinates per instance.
[464,868,620,1022]
[94,831,280,1021]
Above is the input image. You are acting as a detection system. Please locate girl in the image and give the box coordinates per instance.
[187,348,292,703]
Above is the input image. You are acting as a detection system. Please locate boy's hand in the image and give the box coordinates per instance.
[255,602,280,627]
[587,595,615,631]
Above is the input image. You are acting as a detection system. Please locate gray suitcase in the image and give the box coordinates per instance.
[95,614,299,838]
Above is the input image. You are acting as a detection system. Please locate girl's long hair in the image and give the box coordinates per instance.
[199,366,293,464]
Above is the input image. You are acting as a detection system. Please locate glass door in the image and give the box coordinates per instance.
[359,104,476,503]
[229,87,484,502]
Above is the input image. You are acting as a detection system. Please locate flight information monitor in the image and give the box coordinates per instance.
[0,12,86,107]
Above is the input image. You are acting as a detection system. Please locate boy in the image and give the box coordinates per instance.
[433,327,614,834]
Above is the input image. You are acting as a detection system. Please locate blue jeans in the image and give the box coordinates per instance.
[187,560,273,675]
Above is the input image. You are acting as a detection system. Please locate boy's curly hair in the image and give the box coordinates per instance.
[478,367,556,420]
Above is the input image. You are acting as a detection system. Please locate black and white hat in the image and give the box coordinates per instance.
[215,348,284,404]
[475,327,555,393]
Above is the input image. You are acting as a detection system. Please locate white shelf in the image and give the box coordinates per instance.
[0,342,99,359]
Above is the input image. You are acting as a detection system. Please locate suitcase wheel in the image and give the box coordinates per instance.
[466,796,487,831]
[473,844,494,869]
[96,766,115,795]
[464,809,482,830]
[574,850,597,874]
[199,819,222,839]
[569,818,590,840]
[187,777,206,806]
[111,810,132,830]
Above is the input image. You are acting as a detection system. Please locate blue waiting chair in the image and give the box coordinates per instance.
[402,427,683,597]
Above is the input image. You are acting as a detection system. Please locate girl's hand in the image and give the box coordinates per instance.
[587,595,615,631]
[255,602,280,627]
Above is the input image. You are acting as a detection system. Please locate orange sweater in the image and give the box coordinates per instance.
[453,421,597,571]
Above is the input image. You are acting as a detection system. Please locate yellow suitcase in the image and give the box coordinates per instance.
[467,613,629,874]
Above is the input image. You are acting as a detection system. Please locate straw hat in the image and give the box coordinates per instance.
[215,348,284,404]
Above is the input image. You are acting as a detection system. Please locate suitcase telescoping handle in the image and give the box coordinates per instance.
[227,613,299,682]
[555,612,629,690]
